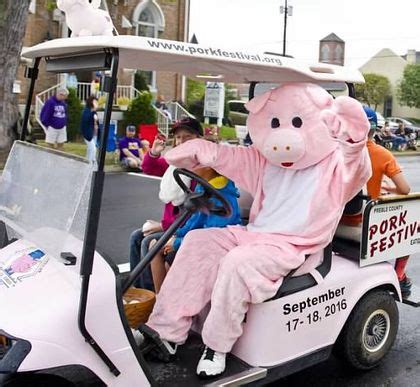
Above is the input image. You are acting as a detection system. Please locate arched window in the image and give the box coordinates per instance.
[321,45,330,62]
[334,45,343,61]
[133,1,165,90]
[133,1,165,38]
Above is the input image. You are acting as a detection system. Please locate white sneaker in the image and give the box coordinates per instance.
[196,346,226,378]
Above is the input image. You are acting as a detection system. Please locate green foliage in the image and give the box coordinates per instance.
[218,125,237,140]
[45,0,57,12]
[187,97,204,122]
[397,64,420,109]
[66,88,83,141]
[224,83,238,118]
[122,91,157,128]
[134,72,150,92]
[186,78,205,106]
[355,73,391,110]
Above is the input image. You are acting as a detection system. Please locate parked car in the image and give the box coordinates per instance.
[387,117,420,133]
[227,100,248,126]
[375,112,385,128]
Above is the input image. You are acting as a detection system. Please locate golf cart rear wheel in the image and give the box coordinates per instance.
[336,289,398,370]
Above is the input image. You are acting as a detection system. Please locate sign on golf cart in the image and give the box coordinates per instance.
[361,197,420,266]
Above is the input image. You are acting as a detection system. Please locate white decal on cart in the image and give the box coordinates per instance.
[0,247,48,288]
[283,287,347,332]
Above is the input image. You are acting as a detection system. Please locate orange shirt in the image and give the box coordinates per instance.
[341,140,401,226]
[366,139,401,200]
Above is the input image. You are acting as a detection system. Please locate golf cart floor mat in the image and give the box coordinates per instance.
[146,333,253,386]
[402,285,420,307]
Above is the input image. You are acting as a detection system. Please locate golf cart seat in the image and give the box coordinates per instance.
[238,188,253,224]
[270,244,332,300]
[332,189,368,261]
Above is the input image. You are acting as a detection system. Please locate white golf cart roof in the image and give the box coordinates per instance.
[22,35,364,84]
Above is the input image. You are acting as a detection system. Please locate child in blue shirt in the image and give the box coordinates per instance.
[151,167,242,292]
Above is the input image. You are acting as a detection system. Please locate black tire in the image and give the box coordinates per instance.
[2,373,75,387]
[335,289,398,370]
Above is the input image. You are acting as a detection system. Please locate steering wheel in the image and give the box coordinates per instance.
[173,168,232,218]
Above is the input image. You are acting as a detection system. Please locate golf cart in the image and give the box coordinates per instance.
[1,35,420,386]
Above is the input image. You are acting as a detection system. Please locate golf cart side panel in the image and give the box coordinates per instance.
[232,256,399,367]
[21,36,365,85]
[1,237,150,386]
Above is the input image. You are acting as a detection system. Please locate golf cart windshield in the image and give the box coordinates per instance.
[0,141,92,257]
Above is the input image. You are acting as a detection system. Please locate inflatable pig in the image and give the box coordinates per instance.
[57,0,115,37]
[144,83,371,377]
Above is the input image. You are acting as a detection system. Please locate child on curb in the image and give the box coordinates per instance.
[150,167,242,293]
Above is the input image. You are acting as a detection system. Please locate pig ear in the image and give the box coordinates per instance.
[245,89,273,114]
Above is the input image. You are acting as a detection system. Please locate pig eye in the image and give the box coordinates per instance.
[292,117,303,128]
[271,118,280,128]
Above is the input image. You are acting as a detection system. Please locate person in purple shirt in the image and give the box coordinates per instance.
[40,87,69,149]
[118,125,144,169]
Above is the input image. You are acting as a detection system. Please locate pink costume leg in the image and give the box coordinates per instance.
[202,243,304,353]
[147,228,239,344]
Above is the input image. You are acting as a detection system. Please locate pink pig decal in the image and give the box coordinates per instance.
[9,255,37,273]
[144,83,372,376]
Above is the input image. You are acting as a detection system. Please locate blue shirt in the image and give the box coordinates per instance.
[173,178,242,251]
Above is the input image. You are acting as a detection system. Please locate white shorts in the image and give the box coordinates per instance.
[45,126,67,144]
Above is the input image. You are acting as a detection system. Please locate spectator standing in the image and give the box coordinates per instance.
[40,87,69,149]
[118,125,144,169]
[80,96,99,164]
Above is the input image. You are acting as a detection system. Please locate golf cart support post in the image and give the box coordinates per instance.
[20,49,122,376]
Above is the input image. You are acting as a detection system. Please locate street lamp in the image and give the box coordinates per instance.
[280,1,293,56]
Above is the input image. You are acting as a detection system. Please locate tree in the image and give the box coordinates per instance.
[0,1,31,161]
[398,64,420,108]
[355,73,391,110]
[66,88,83,141]
[134,71,150,92]
[122,91,157,129]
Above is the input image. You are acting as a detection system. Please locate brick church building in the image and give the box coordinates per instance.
[19,0,190,104]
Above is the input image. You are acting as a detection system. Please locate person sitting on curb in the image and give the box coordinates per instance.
[118,125,144,169]
[339,107,412,297]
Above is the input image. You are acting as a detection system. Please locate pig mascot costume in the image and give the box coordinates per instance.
[142,83,371,377]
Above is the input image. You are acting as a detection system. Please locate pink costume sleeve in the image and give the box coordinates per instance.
[322,96,372,204]
[164,139,265,197]
[337,141,371,204]
[141,151,169,177]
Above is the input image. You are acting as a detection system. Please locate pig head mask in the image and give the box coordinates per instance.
[246,83,339,170]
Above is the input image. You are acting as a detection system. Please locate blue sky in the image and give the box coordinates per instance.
[189,0,420,69]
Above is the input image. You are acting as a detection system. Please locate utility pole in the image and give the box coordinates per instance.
[280,1,293,56]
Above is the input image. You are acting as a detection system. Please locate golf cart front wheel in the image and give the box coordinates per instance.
[336,289,398,370]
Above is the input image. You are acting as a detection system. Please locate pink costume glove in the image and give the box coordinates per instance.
[321,96,370,144]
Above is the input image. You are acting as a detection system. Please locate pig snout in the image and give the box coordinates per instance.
[262,129,305,167]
